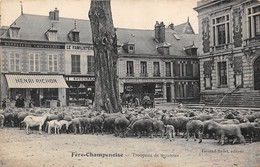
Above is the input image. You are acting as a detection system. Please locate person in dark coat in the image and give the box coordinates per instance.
[15,96,25,108]
[2,98,6,109]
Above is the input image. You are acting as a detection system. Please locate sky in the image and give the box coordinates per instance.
[0,0,200,33]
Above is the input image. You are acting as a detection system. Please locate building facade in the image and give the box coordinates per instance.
[116,21,200,104]
[194,0,260,107]
[0,8,200,107]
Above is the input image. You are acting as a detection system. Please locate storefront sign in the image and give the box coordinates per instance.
[1,41,65,49]
[65,44,93,51]
[15,78,58,84]
[66,77,95,81]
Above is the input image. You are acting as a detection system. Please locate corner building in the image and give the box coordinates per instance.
[194,0,260,107]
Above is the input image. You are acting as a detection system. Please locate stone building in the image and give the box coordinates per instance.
[116,20,200,104]
[0,8,200,107]
[194,0,260,107]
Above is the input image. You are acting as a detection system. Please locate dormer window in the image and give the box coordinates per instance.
[68,21,80,42]
[9,23,20,39]
[122,42,135,53]
[184,42,198,56]
[156,42,171,55]
[46,29,57,41]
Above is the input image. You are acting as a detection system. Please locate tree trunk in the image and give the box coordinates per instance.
[88,0,122,113]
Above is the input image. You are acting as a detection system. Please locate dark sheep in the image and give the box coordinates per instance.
[208,121,245,145]
[79,117,91,134]
[102,116,118,133]
[69,118,81,135]
[161,115,189,136]
[186,120,204,143]
[0,114,4,128]
[131,119,154,138]
[114,116,129,138]
[17,112,29,129]
[239,123,255,143]
[91,115,104,135]
[152,120,165,138]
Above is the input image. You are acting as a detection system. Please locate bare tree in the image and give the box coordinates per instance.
[88,0,122,113]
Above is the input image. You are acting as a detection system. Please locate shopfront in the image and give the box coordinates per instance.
[65,76,95,106]
[4,74,68,107]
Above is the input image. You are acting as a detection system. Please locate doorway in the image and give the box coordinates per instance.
[254,57,260,90]
[30,89,40,107]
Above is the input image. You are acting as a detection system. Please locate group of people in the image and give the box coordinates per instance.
[121,93,152,109]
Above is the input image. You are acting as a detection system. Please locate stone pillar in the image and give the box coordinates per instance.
[171,82,175,102]
[163,82,167,100]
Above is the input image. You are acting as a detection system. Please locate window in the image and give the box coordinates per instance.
[127,61,134,76]
[154,83,163,98]
[212,15,230,46]
[71,55,80,73]
[248,5,260,38]
[153,62,160,77]
[218,62,227,86]
[254,15,260,36]
[217,24,226,45]
[72,32,80,42]
[129,46,134,51]
[48,31,57,41]
[48,54,58,72]
[165,62,171,77]
[9,52,20,72]
[29,53,40,72]
[140,61,147,76]
[87,56,94,74]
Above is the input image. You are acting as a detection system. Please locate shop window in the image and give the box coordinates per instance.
[9,52,20,72]
[87,56,94,74]
[154,83,163,98]
[153,62,160,77]
[127,61,134,76]
[218,62,227,86]
[140,61,147,76]
[29,53,40,72]
[165,62,171,77]
[71,55,80,73]
[43,88,58,100]
[48,54,58,72]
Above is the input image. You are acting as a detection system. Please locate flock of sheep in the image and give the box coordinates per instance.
[1,106,260,146]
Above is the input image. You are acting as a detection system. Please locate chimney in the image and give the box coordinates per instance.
[168,23,174,30]
[54,8,59,21]
[49,11,55,20]
[154,21,165,43]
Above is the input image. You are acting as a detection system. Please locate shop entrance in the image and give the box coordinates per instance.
[30,89,40,107]
[254,56,260,90]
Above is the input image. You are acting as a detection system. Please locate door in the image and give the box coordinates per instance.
[30,89,39,107]
[254,57,260,90]
[166,84,172,102]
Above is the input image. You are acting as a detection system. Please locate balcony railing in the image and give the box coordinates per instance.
[210,43,233,53]
[244,36,260,46]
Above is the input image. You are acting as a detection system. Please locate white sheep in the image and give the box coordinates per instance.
[46,120,60,134]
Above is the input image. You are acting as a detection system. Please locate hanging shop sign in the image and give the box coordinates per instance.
[66,76,95,81]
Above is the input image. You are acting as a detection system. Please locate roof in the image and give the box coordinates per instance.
[1,14,93,44]
[1,13,199,57]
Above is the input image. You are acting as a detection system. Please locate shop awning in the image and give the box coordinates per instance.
[5,74,69,88]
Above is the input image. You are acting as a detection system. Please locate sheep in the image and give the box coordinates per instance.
[186,120,204,143]
[46,120,60,134]
[114,116,129,138]
[165,125,175,142]
[152,119,165,138]
[0,114,4,129]
[21,113,51,135]
[161,115,189,136]
[220,119,240,124]
[91,115,104,135]
[56,120,72,133]
[238,123,255,143]
[207,121,245,145]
